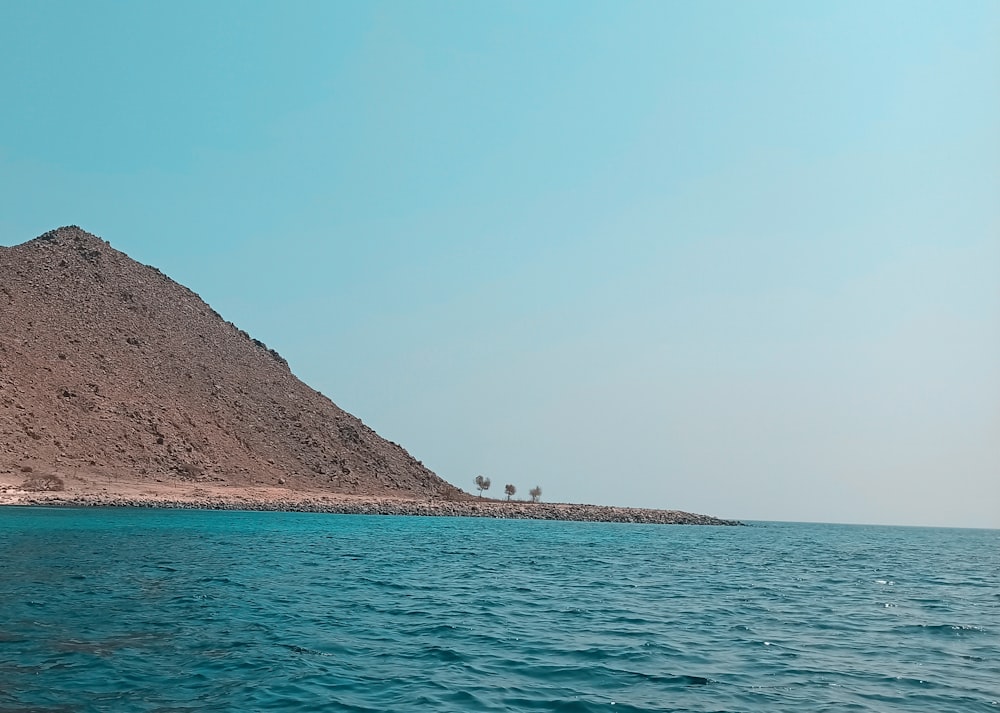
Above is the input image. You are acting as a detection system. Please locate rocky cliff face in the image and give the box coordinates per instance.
[0,226,465,498]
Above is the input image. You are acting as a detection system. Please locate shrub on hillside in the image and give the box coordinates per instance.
[21,473,65,492]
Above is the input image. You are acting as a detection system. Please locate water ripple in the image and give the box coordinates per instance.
[0,510,997,712]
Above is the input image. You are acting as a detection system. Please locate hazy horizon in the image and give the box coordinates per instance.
[2,2,997,528]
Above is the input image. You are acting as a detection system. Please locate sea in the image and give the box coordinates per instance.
[1,507,997,713]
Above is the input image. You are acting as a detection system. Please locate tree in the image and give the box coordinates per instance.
[504,483,516,501]
[529,486,542,503]
[474,475,491,498]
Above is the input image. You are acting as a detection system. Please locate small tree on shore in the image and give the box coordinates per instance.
[474,475,491,498]
[504,483,516,501]
[529,486,542,503]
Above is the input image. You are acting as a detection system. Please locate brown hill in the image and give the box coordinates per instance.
[0,226,466,499]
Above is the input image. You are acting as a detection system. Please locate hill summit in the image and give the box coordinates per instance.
[0,226,465,499]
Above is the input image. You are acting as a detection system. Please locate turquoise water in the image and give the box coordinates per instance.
[1,508,997,712]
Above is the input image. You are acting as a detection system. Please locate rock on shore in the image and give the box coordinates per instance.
[3,490,740,525]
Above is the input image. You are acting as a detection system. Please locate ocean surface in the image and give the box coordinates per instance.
[1,508,997,713]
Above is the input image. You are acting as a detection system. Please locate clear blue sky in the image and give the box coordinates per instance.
[2,1,997,527]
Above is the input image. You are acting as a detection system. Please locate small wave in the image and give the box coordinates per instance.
[422,645,464,663]
[897,624,990,636]
[197,575,238,584]
[501,695,652,713]
[630,672,711,687]
[405,623,458,636]
[278,643,331,656]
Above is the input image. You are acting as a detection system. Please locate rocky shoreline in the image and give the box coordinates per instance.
[3,492,741,526]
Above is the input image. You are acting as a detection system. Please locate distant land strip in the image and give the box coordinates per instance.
[1,492,741,525]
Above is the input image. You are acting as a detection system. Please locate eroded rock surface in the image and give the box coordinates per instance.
[0,226,465,500]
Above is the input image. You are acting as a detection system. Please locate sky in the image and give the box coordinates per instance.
[1,1,997,528]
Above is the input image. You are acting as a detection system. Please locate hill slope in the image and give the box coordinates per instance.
[0,226,465,499]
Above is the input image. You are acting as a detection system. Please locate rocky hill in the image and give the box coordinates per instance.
[0,226,466,499]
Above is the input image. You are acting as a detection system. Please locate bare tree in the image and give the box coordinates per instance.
[529,486,542,503]
[504,483,516,501]
[474,475,492,498]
